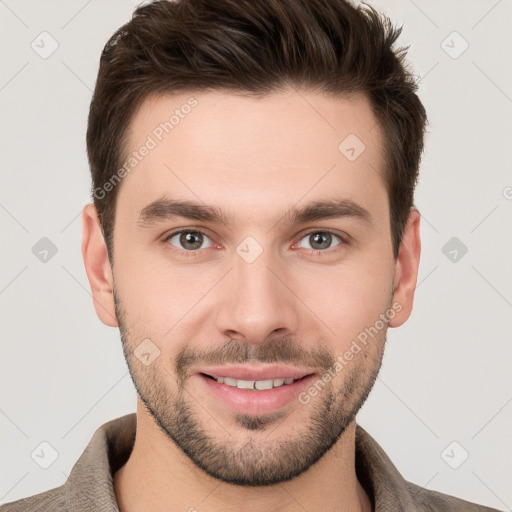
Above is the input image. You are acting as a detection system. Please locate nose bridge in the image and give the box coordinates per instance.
[215,238,299,343]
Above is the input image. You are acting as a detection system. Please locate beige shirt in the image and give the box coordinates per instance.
[0,413,501,511]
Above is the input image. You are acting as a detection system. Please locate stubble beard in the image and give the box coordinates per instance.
[114,289,386,487]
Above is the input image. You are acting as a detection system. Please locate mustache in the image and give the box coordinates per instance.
[175,336,335,381]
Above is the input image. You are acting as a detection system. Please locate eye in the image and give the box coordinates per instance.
[163,229,345,257]
[296,231,344,252]
[166,230,213,252]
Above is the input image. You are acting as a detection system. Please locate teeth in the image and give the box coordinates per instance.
[237,380,255,390]
[255,379,273,390]
[214,376,300,390]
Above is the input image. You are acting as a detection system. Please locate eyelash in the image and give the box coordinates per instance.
[162,229,347,258]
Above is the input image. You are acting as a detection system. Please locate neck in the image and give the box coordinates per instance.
[114,402,372,512]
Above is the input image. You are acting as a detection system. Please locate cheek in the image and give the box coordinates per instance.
[113,249,217,339]
[293,261,393,345]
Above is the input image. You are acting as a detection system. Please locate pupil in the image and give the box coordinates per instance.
[181,231,202,250]
[311,232,330,250]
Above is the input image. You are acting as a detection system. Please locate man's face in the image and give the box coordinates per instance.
[109,89,398,485]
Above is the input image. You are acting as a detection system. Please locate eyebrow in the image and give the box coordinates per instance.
[138,197,373,229]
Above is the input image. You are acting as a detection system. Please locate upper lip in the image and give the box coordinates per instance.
[196,364,315,381]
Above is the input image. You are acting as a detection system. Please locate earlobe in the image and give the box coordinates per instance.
[81,203,118,327]
[389,207,421,328]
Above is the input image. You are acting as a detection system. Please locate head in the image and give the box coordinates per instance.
[82,0,425,487]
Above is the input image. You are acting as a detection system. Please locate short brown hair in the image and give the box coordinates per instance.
[87,0,427,260]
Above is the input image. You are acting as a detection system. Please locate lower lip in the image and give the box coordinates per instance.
[197,373,316,415]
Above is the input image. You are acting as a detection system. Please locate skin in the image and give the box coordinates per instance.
[82,88,421,512]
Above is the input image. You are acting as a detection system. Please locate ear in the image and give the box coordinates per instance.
[389,207,421,328]
[81,203,118,327]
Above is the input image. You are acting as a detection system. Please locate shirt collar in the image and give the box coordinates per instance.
[355,422,418,511]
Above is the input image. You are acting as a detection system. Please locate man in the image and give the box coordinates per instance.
[0,0,501,511]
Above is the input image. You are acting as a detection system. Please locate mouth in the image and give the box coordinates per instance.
[195,365,317,415]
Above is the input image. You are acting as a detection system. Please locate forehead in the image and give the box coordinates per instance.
[117,88,388,226]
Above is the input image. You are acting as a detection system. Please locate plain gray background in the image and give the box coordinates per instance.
[1,0,511,509]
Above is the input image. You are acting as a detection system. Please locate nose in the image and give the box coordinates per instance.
[215,245,300,345]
